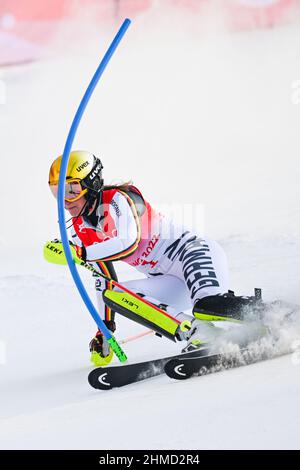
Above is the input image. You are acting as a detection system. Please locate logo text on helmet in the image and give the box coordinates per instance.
[89,163,102,180]
[76,161,90,172]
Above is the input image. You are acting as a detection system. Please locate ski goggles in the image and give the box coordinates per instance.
[49,179,88,202]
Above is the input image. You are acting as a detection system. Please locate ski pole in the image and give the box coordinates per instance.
[119,330,155,345]
[44,240,182,326]
[57,19,131,363]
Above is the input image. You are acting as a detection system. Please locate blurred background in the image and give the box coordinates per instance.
[1,0,299,65]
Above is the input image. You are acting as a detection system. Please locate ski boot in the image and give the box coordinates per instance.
[183,289,267,353]
[193,289,265,323]
[182,319,224,353]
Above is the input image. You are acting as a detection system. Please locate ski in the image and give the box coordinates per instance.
[88,348,209,390]
[164,347,270,380]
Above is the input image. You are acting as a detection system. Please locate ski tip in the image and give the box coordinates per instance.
[164,359,194,380]
[88,368,113,390]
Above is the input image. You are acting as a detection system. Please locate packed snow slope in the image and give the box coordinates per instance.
[1,6,300,449]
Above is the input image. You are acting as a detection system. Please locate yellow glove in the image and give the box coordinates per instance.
[89,331,113,367]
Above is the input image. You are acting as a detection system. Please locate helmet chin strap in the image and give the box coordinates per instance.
[83,191,99,216]
[65,191,99,229]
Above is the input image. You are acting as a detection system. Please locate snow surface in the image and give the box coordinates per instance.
[1,5,300,450]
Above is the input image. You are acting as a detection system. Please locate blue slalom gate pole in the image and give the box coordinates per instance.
[57,19,131,363]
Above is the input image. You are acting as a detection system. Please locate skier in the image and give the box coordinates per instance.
[48,150,262,366]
